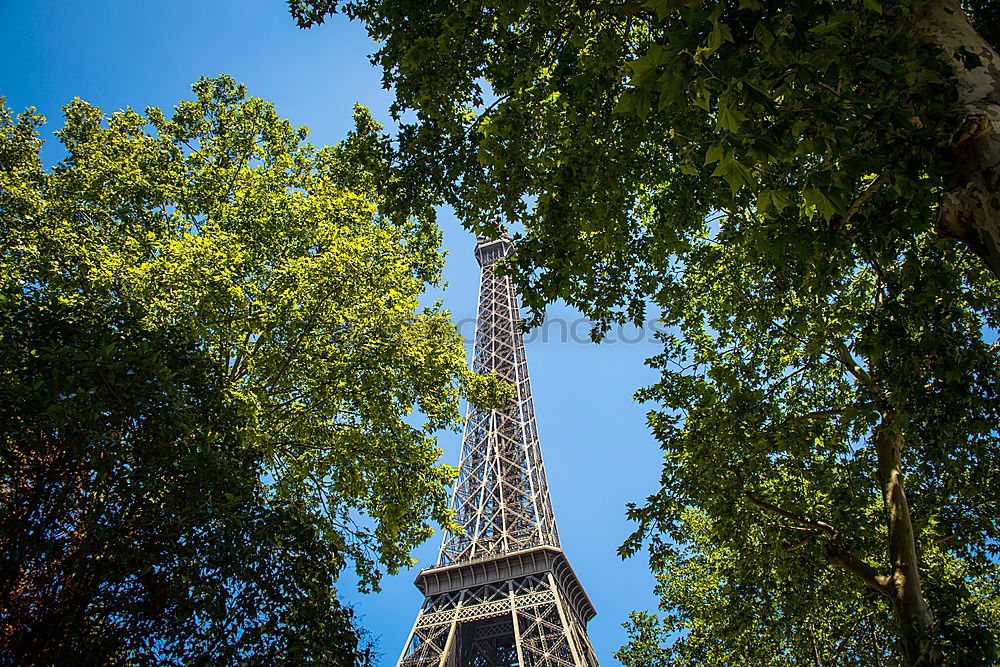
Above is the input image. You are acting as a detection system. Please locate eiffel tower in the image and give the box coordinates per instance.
[394,235,599,667]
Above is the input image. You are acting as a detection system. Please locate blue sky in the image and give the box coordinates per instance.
[1,2,667,663]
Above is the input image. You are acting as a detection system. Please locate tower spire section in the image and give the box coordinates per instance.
[395,235,599,667]
[440,234,559,565]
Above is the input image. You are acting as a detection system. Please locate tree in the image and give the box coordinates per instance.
[616,521,999,665]
[615,209,1000,664]
[0,77,499,664]
[604,212,999,665]
[286,1,1000,663]
[289,0,1000,280]
[1,297,366,664]
[616,508,905,666]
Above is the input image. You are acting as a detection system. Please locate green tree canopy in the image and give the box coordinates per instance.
[287,1,1000,663]
[0,77,499,664]
[289,0,1000,291]
[612,217,1000,664]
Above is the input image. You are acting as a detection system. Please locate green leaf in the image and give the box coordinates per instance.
[692,84,711,111]
[642,0,671,21]
[752,21,775,49]
[708,21,734,51]
[802,186,839,220]
[717,102,748,133]
[705,142,725,165]
[769,189,793,211]
[637,93,653,121]
[613,93,638,115]
[658,73,687,107]
[628,45,668,89]
[711,156,756,195]
[755,188,794,214]
[870,58,893,74]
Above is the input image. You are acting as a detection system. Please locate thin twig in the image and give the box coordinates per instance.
[839,173,889,231]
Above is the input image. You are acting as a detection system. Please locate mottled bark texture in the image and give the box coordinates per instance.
[874,425,937,666]
[913,0,1000,279]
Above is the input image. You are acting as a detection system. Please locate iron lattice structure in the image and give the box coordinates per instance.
[396,236,598,667]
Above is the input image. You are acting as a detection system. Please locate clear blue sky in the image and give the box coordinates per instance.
[0,2,666,663]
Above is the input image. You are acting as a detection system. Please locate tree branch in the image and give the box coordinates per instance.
[809,624,824,667]
[832,339,874,388]
[838,173,889,231]
[743,491,838,538]
[790,402,875,421]
[831,614,868,662]
[824,540,890,597]
[723,462,891,597]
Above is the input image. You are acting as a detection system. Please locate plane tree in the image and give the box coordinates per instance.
[287,1,1000,663]
[612,215,1000,664]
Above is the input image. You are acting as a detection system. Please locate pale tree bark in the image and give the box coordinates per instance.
[911,0,1000,279]
[873,422,937,666]
[738,423,937,665]
[815,416,938,665]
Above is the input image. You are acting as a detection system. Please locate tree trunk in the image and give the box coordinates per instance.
[911,0,1000,280]
[873,424,937,666]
